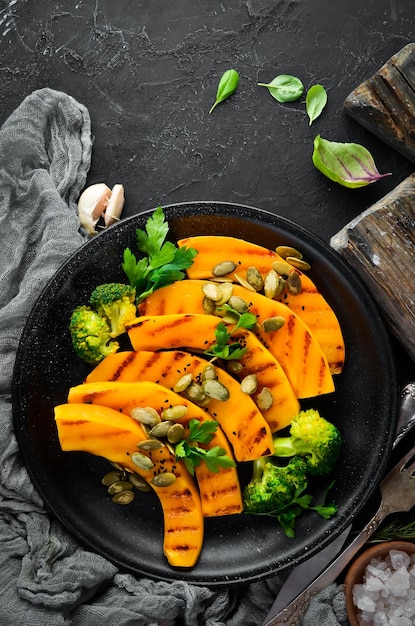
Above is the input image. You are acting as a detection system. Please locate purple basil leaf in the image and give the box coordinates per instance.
[312,135,391,188]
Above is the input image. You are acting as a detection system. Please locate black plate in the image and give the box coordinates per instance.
[12,201,398,585]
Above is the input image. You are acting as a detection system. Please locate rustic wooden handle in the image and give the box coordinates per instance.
[331,172,415,362]
[344,43,415,162]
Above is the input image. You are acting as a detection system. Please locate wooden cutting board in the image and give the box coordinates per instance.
[332,45,415,361]
[331,173,415,361]
[344,43,415,162]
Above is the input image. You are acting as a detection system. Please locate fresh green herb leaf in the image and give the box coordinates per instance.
[188,418,218,444]
[135,206,169,258]
[121,248,148,289]
[204,307,257,361]
[234,310,258,331]
[260,481,338,537]
[209,69,240,114]
[257,74,304,103]
[199,446,237,473]
[312,135,392,188]
[121,207,198,303]
[175,418,236,475]
[369,519,415,544]
[309,480,338,519]
[306,84,327,125]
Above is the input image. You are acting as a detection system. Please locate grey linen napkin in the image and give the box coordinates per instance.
[0,88,347,626]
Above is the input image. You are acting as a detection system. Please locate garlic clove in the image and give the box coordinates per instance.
[78,183,112,235]
[104,184,125,227]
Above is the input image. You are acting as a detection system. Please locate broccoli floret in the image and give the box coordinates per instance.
[273,409,341,476]
[243,456,309,515]
[69,305,119,364]
[89,283,137,338]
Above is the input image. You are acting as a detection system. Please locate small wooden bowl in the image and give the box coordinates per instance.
[344,541,415,626]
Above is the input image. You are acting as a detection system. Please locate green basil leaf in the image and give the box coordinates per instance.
[257,74,304,103]
[312,135,392,188]
[209,69,239,114]
[306,84,327,125]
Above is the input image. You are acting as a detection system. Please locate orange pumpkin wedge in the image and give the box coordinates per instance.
[73,374,271,463]
[86,348,299,434]
[177,235,345,374]
[133,303,334,399]
[67,379,243,516]
[54,402,203,567]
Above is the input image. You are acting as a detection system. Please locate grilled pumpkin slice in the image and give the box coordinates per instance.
[177,235,345,374]
[67,380,243,517]
[131,306,334,399]
[76,372,271,463]
[54,402,203,567]
[86,348,299,434]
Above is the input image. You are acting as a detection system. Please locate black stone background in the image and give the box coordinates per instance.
[2,0,415,589]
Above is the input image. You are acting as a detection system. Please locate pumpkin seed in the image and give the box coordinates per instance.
[184,382,206,403]
[202,295,216,315]
[219,310,239,324]
[167,422,185,444]
[228,295,249,313]
[202,281,223,301]
[272,260,291,276]
[162,404,188,421]
[246,266,264,291]
[256,387,274,410]
[137,438,164,451]
[226,360,243,374]
[152,472,177,487]
[202,363,217,381]
[286,256,311,271]
[129,473,151,491]
[130,406,161,427]
[240,374,258,395]
[132,452,155,470]
[173,372,193,393]
[264,269,279,299]
[234,272,256,291]
[287,272,302,294]
[102,470,124,486]
[216,281,234,305]
[196,395,213,407]
[212,260,237,277]
[276,245,303,260]
[149,421,172,438]
[202,379,230,402]
[112,490,135,505]
[275,276,286,297]
[262,315,286,332]
[108,480,134,495]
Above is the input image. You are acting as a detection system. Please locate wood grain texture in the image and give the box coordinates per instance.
[331,173,415,361]
[344,43,415,162]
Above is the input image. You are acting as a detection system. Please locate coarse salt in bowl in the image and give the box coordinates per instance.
[345,541,415,626]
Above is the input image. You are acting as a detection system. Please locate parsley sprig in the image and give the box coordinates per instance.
[175,418,236,476]
[122,207,198,304]
[265,480,338,538]
[204,306,258,360]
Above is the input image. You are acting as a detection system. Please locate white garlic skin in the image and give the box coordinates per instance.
[78,183,125,235]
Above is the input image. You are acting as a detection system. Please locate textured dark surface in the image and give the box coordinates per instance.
[13,204,398,584]
[4,0,415,583]
[0,0,415,243]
